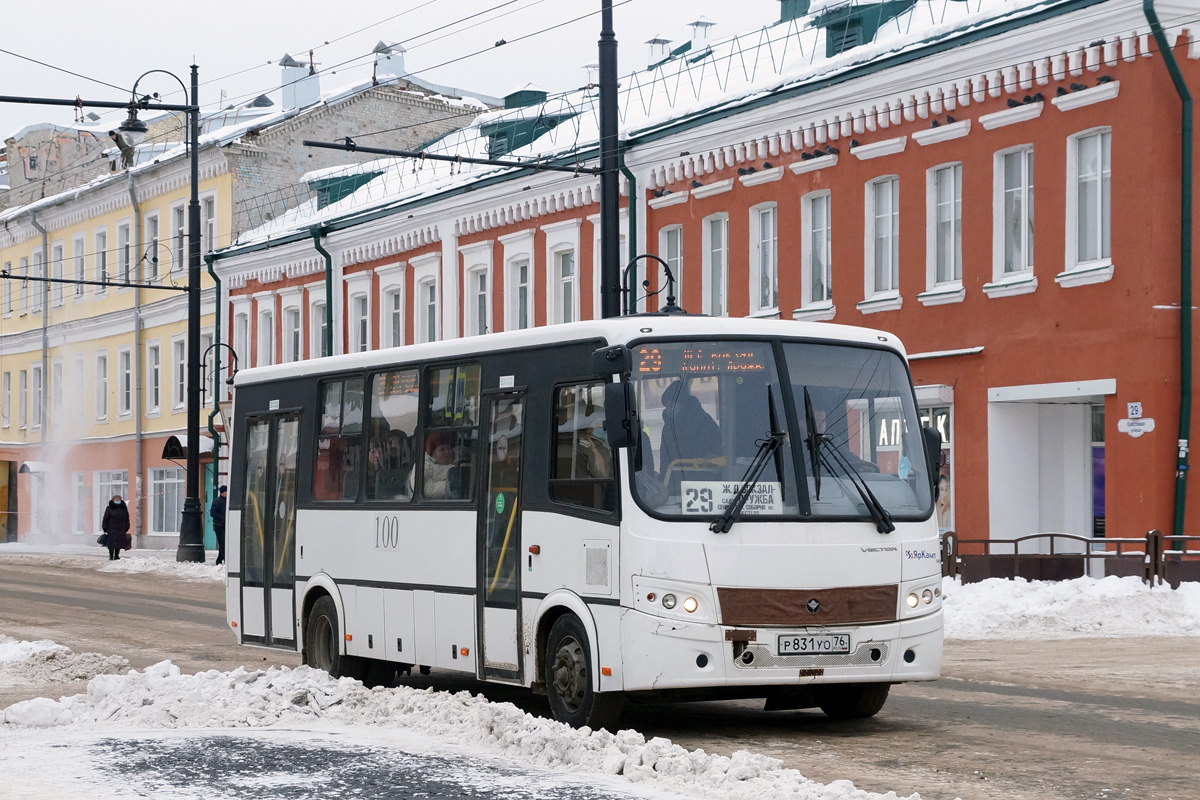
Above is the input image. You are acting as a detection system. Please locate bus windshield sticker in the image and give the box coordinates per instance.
[681,481,783,515]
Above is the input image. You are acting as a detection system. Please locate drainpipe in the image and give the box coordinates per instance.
[618,150,638,316]
[127,175,145,547]
[310,226,334,358]
[205,253,221,504]
[1144,0,1192,547]
[27,212,48,445]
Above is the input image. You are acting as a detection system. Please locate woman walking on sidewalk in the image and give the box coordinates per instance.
[101,495,131,560]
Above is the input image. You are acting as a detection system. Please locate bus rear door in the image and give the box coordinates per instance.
[477,391,526,682]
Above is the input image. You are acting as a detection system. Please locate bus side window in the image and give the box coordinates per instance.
[367,369,419,501]
[313,377,364,501]
[422,364,480,501]
[548,381,616,512]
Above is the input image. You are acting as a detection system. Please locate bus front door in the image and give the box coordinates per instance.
[477,392,526,682]
[239,413,300,649]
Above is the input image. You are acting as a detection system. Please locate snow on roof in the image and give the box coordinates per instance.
[228,0,1080,248]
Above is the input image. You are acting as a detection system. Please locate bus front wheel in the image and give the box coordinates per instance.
[818,683,890,719]
[544,614,623,731]
[304,596,364,680]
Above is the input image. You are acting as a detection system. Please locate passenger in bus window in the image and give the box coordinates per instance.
[658,380,721,484]
[422,431,456,499]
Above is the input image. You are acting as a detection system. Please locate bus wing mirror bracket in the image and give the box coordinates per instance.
[591,345,631,377]
[922,426,942,498]
[604,381,637,450]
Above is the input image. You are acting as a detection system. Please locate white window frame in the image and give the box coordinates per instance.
[117,347,132,417]
[144,211,161,281]
[171,335,186,411]
[1,372,8,427]
[587,212,628,319]
[94,470,128,534]
[93,228,108,295]
[500,229,535,332]
[410,253,441,344]
[50,358,63,426]
[378,264,405,349]
[18,369,27,430]
[30,362,43,430]
[859,176,902,314]
[30,248,44,313]
[701,213,729,318]
[18,257,28,315]
[94,352,108,422]
[146,340,161,415]
[149,467,186,535]
[200,330,213,407]
[116,221,132,287]
[658,225,683,311]
[749,202,778,316]
[171,203,186,275]
[459,240,493,337]
[1061,127,1114,287]
[542,219,582,325]
[798,192,834,319]
[201,193,217,253]
[232,300,251,374]
[71,236,86,301]
[50,241,65,308]
[986,145,1037,298]
[257,304,275,367]
[2,262,10,316]
[345,273,373,353]
[279,288,304,363]
[72,354,86,423]
[72,472,87,535]
[919,164,966,306]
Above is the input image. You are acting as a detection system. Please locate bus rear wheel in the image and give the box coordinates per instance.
[818,683,891,719]
[304,596,363,680]
[544,614,623,731]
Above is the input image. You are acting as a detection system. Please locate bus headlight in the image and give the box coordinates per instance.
[682,596,698,613]
[906,592,920,608]
[661,593,677,610]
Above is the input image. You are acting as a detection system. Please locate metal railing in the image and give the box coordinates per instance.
[943,530,1200,588]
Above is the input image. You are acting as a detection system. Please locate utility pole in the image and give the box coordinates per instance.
[599,0,621,319]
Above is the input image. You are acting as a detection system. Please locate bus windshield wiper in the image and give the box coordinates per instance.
[802,387,822,500]
[710,386,786,534]
[816,440,896,534]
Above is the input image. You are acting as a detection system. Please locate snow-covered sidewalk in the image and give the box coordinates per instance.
[0,542,224,583]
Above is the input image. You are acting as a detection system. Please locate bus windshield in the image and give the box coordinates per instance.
[629,340,932,522]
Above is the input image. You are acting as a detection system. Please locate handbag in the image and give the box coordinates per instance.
[97,533,108,547]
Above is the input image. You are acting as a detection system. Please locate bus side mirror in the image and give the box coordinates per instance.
[603,381,637,450]
[922,426,942,498]
[591,345,631,377]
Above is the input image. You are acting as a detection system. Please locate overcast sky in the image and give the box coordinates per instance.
[1,0,783,141]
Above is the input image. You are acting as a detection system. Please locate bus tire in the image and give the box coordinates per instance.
[818,683,890,719]
[304,596,359,680]
[544,614,623,731]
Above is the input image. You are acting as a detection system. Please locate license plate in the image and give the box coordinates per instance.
[777,633,851,655]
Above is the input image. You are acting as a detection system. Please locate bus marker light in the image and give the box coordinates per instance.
[345,634,353,641]
[646,592,656,602]
[682,597,699,613]
[906,593,920,608]
[601,667,612,676]
[460,648,470,657]
[528,545,540,555]
[230,621,237,628]
[662,593,677,609]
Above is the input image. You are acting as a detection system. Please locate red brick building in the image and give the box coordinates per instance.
[214,0,1200,553]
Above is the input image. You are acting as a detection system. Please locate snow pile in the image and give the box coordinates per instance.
[943,575,1200,639]
[2,660,917,800]
[100,555,224,583]
[0,636,128,688]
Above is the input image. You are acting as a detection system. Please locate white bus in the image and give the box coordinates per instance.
[225,315,943,728]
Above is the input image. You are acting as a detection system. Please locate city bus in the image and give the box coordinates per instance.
[225,315,944,729]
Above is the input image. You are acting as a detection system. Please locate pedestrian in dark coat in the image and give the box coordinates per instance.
[101,495,131,560]
[210,485,227,566]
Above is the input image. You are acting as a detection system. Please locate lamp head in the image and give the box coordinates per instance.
[116,107,149,147]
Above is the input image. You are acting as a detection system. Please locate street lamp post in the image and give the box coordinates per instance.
[117,67,205,562]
